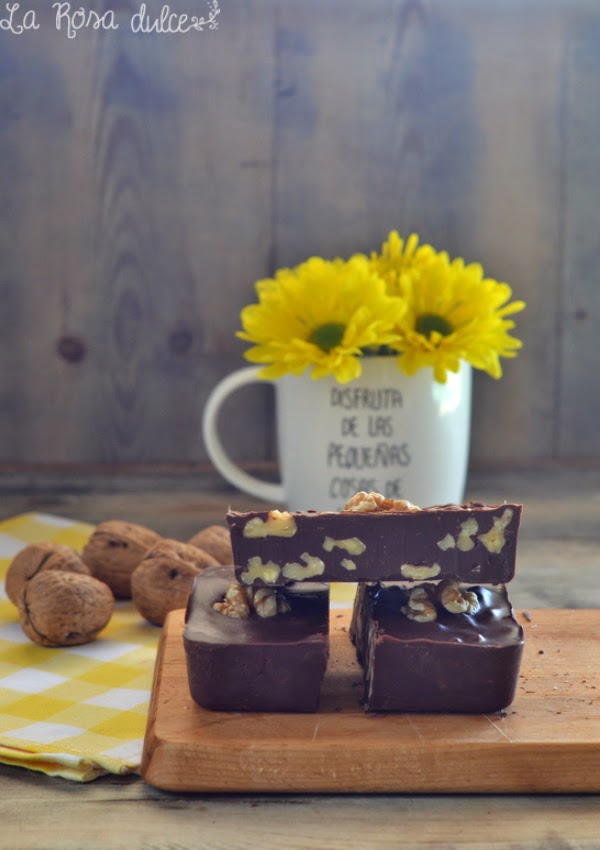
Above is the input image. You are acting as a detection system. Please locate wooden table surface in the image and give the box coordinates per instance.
[1,465,599,850]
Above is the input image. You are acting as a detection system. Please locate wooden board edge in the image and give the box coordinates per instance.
[140,611,175,784]
[142,740,600,795]
[141,610,600,794]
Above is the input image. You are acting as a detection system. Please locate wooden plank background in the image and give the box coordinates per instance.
[0,0,599,467]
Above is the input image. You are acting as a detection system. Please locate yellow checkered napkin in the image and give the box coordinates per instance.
[0,513,160,782]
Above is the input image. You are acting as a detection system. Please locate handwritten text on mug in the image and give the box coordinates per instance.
[327,387,412,501]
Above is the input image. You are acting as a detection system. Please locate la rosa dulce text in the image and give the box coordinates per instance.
[0,2,220,37]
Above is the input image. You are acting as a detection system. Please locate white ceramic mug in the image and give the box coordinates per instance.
[202,357,472,511]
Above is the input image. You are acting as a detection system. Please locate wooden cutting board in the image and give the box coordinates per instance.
[141,609,600,793]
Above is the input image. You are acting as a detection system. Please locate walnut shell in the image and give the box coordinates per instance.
[187,525,232,565]
[18,571,114,647]
[131,539,218,626]
[144,538,220,570]
[82,520,161,598]
[5,542,90,606]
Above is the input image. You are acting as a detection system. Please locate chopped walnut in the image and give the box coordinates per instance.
[243,511,298,539]
[477,508,513,554]
[388,499,420,512]
[456,517,479,551]
[212,583,251,618]
[252,587,279,619]
[438,580,479,615]
[343,491,382,512]
[252,587,290,618]
[214,583,290,619]
[281,553,325,581]
[400,562,441,580]
[343,491,420,512]
[402,586,437,623]
[239,556,281,586]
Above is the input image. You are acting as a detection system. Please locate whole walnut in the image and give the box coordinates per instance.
[148,538,219,570]
[5,542,90,606]
[131,539,218,626]
[18,570,114,647]
[82,520,161,598]
[187,525,232,565]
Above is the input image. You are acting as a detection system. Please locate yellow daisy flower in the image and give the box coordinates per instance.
[370,231,443,296]
[238,255,405,384]
[392,254,526,383]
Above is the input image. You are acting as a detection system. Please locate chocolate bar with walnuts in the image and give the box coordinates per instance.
[183,565,329,712]
[227,498,522,587]
[350,580,524,712]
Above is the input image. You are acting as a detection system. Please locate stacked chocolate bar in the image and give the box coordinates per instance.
[184,492,524,713]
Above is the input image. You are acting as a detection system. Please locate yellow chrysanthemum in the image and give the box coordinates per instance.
[391,253,526,383]
[370,231,443,296]
[238,255,405,383]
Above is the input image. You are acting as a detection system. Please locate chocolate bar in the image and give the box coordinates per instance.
[183,565,329,712]
[350,581,524,712]
[227,502,522,586]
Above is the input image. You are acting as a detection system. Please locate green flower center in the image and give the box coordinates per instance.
[309,322,346,352]
[415,313,453,339]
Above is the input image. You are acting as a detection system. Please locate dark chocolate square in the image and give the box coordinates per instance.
[350,582,524,713]
[183,566,329,712]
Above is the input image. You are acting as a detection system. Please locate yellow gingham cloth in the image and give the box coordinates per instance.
[0,513,160,782]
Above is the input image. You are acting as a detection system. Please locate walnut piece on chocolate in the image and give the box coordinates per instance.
[213,583,250,619]
[213,583,291,619]
[243,510,297,539]
[438,580,479,615]
[400,562,441,580]
[343,491,420,512]
[477,507,514,554]
[251,586,291,618]
[238,556,282,585]
[402,586,438,623]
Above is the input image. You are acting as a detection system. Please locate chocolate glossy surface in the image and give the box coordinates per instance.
[228,503,522,586]
[183,566,329,712]
[350,583,524,713]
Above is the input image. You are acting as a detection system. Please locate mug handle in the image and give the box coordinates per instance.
[202,366,285,503]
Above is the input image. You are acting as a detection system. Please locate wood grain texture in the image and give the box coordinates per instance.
[560,12,600,457]
[0,1,599,466]
[463,5,564,462]
[0,1,274,464]
[142,608,600,794]
[3,770,600,850]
